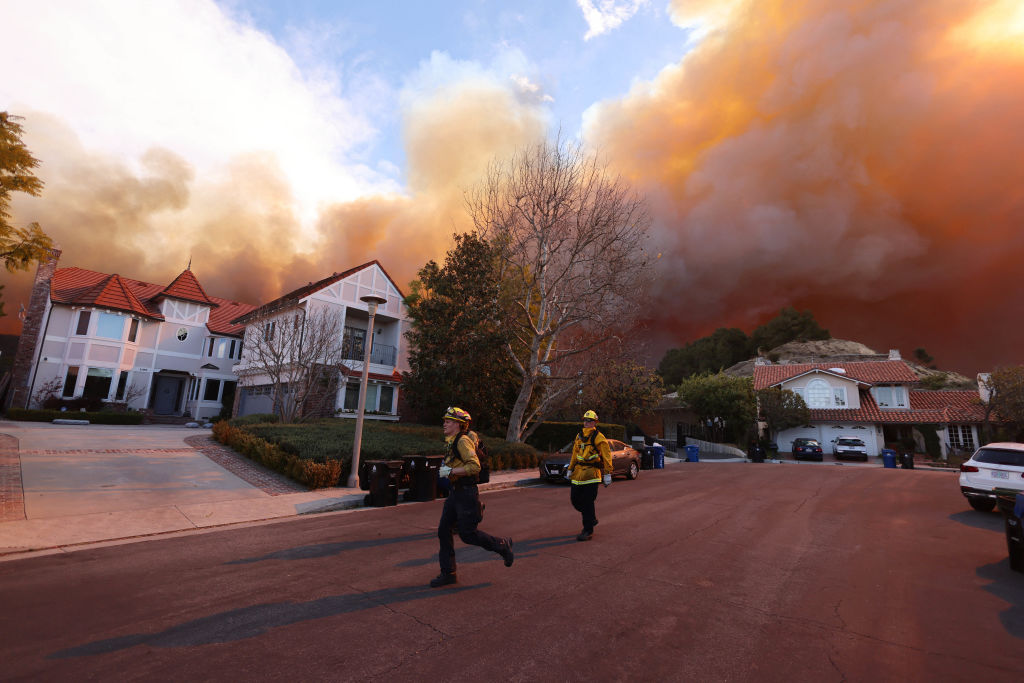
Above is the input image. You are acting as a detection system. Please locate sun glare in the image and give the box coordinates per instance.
[950,0,1024,56]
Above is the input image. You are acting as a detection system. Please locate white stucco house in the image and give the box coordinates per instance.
[752,352,987,458]
[229,260,409,420]
[6,250,256,420]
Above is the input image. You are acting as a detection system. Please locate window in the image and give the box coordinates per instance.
[344,326,366,358]
[805,379,831,408]
[221,381,237,407]
[128,318,139,342]
[379,385,394,414]
[203,379,221,401]
[873,386,907,409]
[176,327,188,342]
[216,340,228,358]
[791,387,805,399]
[833,387,847,407]
[229,340,236,358]
[948,425,975,450]
[263,321,276,341]
[83,368,114,400]
[114,372,129,400]
[96,312,124,340]
[207,338,215,356]
[62,366,79,397]
[343,382,360,411]
[76,311,91,335]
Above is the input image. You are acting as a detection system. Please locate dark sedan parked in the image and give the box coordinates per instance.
[792,437,824,462]
[539,439,642,483]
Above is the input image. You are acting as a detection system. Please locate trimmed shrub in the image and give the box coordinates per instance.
[6,408,144,425]
[212,421,342,489]
[228,413,280,426]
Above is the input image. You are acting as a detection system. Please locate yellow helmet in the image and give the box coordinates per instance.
[444,406,472,424]
[582,410,598,421]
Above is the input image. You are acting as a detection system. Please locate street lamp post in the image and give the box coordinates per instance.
[348,294,387,488]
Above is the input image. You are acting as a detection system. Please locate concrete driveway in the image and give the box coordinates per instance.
[0,420,266,519]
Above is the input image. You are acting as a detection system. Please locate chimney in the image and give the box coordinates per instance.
[5,248,61,410]
[977,373,992,403]
[888,349,901,361]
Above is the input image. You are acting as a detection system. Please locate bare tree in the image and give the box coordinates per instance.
[467,137,653,442]
[237,306,350,423]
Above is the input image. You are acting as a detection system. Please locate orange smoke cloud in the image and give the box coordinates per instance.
[586,0,1024,374]
[1,83,546,331]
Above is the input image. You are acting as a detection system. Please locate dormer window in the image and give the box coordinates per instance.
[872,385,907,409]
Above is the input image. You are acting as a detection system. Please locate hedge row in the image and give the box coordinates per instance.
[212,421,342,489]
[525,421,626,452]
[6,408,145,425]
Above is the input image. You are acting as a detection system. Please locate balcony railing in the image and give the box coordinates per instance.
[343,343,396,367]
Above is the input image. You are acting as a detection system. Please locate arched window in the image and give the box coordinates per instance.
[805,379,831,408]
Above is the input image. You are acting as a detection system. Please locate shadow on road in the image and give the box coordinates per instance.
[976,558,1024,639]
[395,534,578,568]
[948,510,1004,532]
[48,582,488,659]
[225,532,436,564]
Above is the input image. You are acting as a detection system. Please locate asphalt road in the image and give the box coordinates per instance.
[2,463,1022,681]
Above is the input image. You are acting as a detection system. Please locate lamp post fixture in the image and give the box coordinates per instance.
[348,294,387,488]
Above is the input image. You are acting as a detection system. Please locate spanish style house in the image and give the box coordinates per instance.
[229,261,408,420]
[6,249,256,419]
[752,352,986,457]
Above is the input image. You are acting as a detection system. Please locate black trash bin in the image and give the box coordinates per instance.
[900,452,915,469]
[749,442,765,463]
[402,454,445,502]
[363,460,403,507]
[640,447,654,470]
[995,489,1024,573]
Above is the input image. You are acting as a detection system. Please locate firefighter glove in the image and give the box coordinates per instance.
[439,465,452,478]
[603,474,611,487]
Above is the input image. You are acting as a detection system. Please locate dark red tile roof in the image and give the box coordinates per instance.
[155,269,216,306]
[753,360,919,389]
[805,389,986,424]
[50,266,255,337]
[232,260,403,324]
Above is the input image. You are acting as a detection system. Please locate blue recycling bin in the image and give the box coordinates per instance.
[685,444,699,462]
[880,448,897,468]
[652,445,665,469]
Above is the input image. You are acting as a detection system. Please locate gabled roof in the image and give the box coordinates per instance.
[49,266,256,337]
[232,260,403,325]
[74,273,153,319]
[753,360,919,390]
[154,268,216,306]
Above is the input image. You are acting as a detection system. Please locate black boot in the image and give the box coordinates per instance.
[499,538,514,567]
[576,529,593,542]
[430,572,458,588]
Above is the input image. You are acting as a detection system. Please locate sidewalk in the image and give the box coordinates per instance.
[0,421,543,560]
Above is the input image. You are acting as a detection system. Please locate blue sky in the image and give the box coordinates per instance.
[223,0,692,183]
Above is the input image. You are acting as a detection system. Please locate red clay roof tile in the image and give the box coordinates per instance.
[753,360,919,389]
[156,269,216,306]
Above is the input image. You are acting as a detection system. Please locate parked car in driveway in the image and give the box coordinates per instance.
[831,437,868,461]
[959,442,1024,512]
[792,437,824,461]
[539,439,642,483]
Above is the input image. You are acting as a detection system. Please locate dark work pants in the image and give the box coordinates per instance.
[570,482,600,532]
[438,483,504,575]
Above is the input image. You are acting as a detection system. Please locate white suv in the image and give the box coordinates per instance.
[831,436,868,461]
[959,442,1024,512]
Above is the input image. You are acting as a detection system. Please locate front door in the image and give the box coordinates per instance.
[153,376,183,415]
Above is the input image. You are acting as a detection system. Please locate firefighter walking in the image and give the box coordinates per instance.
[567,410,613,541]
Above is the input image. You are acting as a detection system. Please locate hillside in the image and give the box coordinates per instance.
[723,338,977,390]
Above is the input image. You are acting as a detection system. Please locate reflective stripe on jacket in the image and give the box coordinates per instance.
[569,427,612,485]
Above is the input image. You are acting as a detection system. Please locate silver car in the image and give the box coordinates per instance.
[831,436,868,461]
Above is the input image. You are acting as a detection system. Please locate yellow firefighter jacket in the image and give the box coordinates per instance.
[444,431,481,481]
[569,427,612,485]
